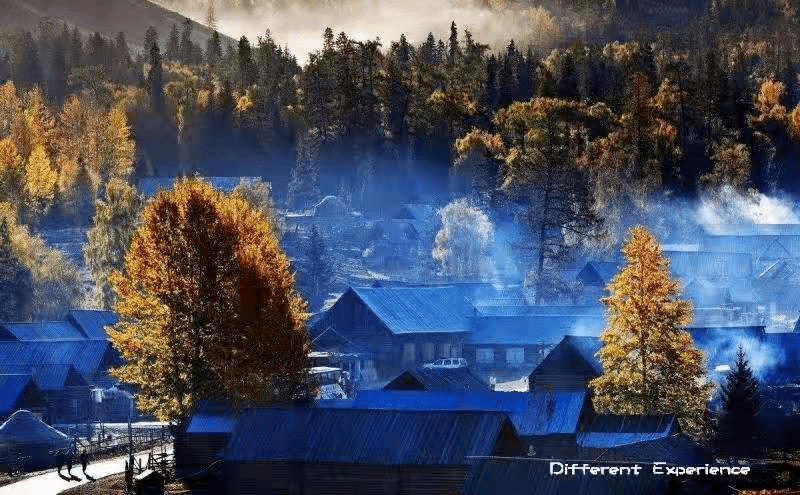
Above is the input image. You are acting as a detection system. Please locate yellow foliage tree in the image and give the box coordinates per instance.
[24,144,58,207]
[0,138,24,202]
[108,178,310,421]
[591,226,712,432]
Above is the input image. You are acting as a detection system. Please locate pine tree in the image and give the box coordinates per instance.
[0,218,33,322]
[591,226,713,432]
[147,42,163,113]
[69,27,83,69]
[716,346,761,456]
[447,21,461,66]
[179,18,194,64]
[143,26,159,57]
[287,130,321,209]
[238,36,256,88]
[206,31,222,68]
[166,24,180,62]
[15,32,42,90]
[301,225,333,308]
[47,38,67,104]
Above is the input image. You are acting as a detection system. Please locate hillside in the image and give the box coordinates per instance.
[0,0,234,54]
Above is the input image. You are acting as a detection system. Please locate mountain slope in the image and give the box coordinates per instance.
[0,0,234,54]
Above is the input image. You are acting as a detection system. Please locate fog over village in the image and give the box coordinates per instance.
[2,0,800,494]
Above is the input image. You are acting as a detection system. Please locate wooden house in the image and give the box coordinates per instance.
[219,407,523,495]
[0,375,47,421]
[175,401,237,477]
[528,336,603,390]
[464,314,603,380]
[0,364,91,424]
[383,368,489,392]
[311,287,475,382]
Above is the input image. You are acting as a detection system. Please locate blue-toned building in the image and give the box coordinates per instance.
[311,286,477,382]
[219,407,523,495]
[0,375,46,421]
[0,309,125,422]
[383,368,489,392]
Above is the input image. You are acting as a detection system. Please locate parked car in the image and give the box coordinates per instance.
[423,358,467,369]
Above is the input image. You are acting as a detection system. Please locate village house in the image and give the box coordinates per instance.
[0,375,47,421]
[464,313,604,381]
[0,310,130,423]
[382,367,489,392]
[218,407,523,495]
[311,286,476,382]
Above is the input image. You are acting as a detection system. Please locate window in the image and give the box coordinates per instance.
[506,348,525,366]
[439,343,451,358]
[476,348,495,364]
[423,342,435,361]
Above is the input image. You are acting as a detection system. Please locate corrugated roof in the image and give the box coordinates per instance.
[467,315,603,345]
[333,389,588,436]
[0,375,35,416]
[186,401,237,434]
[0,321,86,341]
[0,341,114,376]
[384,368,489,392]
[350,287,475,334]
[577,415,676,448]
[67,310,117,340]
[0,364,86,391]
[562,336,603,374]
[223,407,515,465]
[579,262,621,284]
[703,224,800,236]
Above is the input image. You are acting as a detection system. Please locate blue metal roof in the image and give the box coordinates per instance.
[384,368,489,392]
[187,411,237,435]
[0,364,86,391]
[563,336,603,373]
[578,262,621,285]
[466,315,604,345]
[577,415,677,448]
[223,407,515,465]
[0,341,114,376]
[0,375,35,416]
[349,287,475,334]
[326,389,588,436]
[67,310,118,340]
[0,321,86,341]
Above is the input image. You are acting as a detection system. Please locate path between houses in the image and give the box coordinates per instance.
[0,446,173,495]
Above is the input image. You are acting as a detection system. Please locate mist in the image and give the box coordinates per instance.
[696,186,800,232]
[161,0,568,61]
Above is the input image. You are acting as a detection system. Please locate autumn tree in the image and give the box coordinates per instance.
[0,218,32,321]
[108,178,310,421]
[83,179,143,309]
[457,97,609,302]
[591,226,712,431]
[716,346,761,456]
[0,202,81,320]
[432,199,494,279]
[699,141,752,191]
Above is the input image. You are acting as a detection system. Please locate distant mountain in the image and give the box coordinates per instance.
[0,0,234,54]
